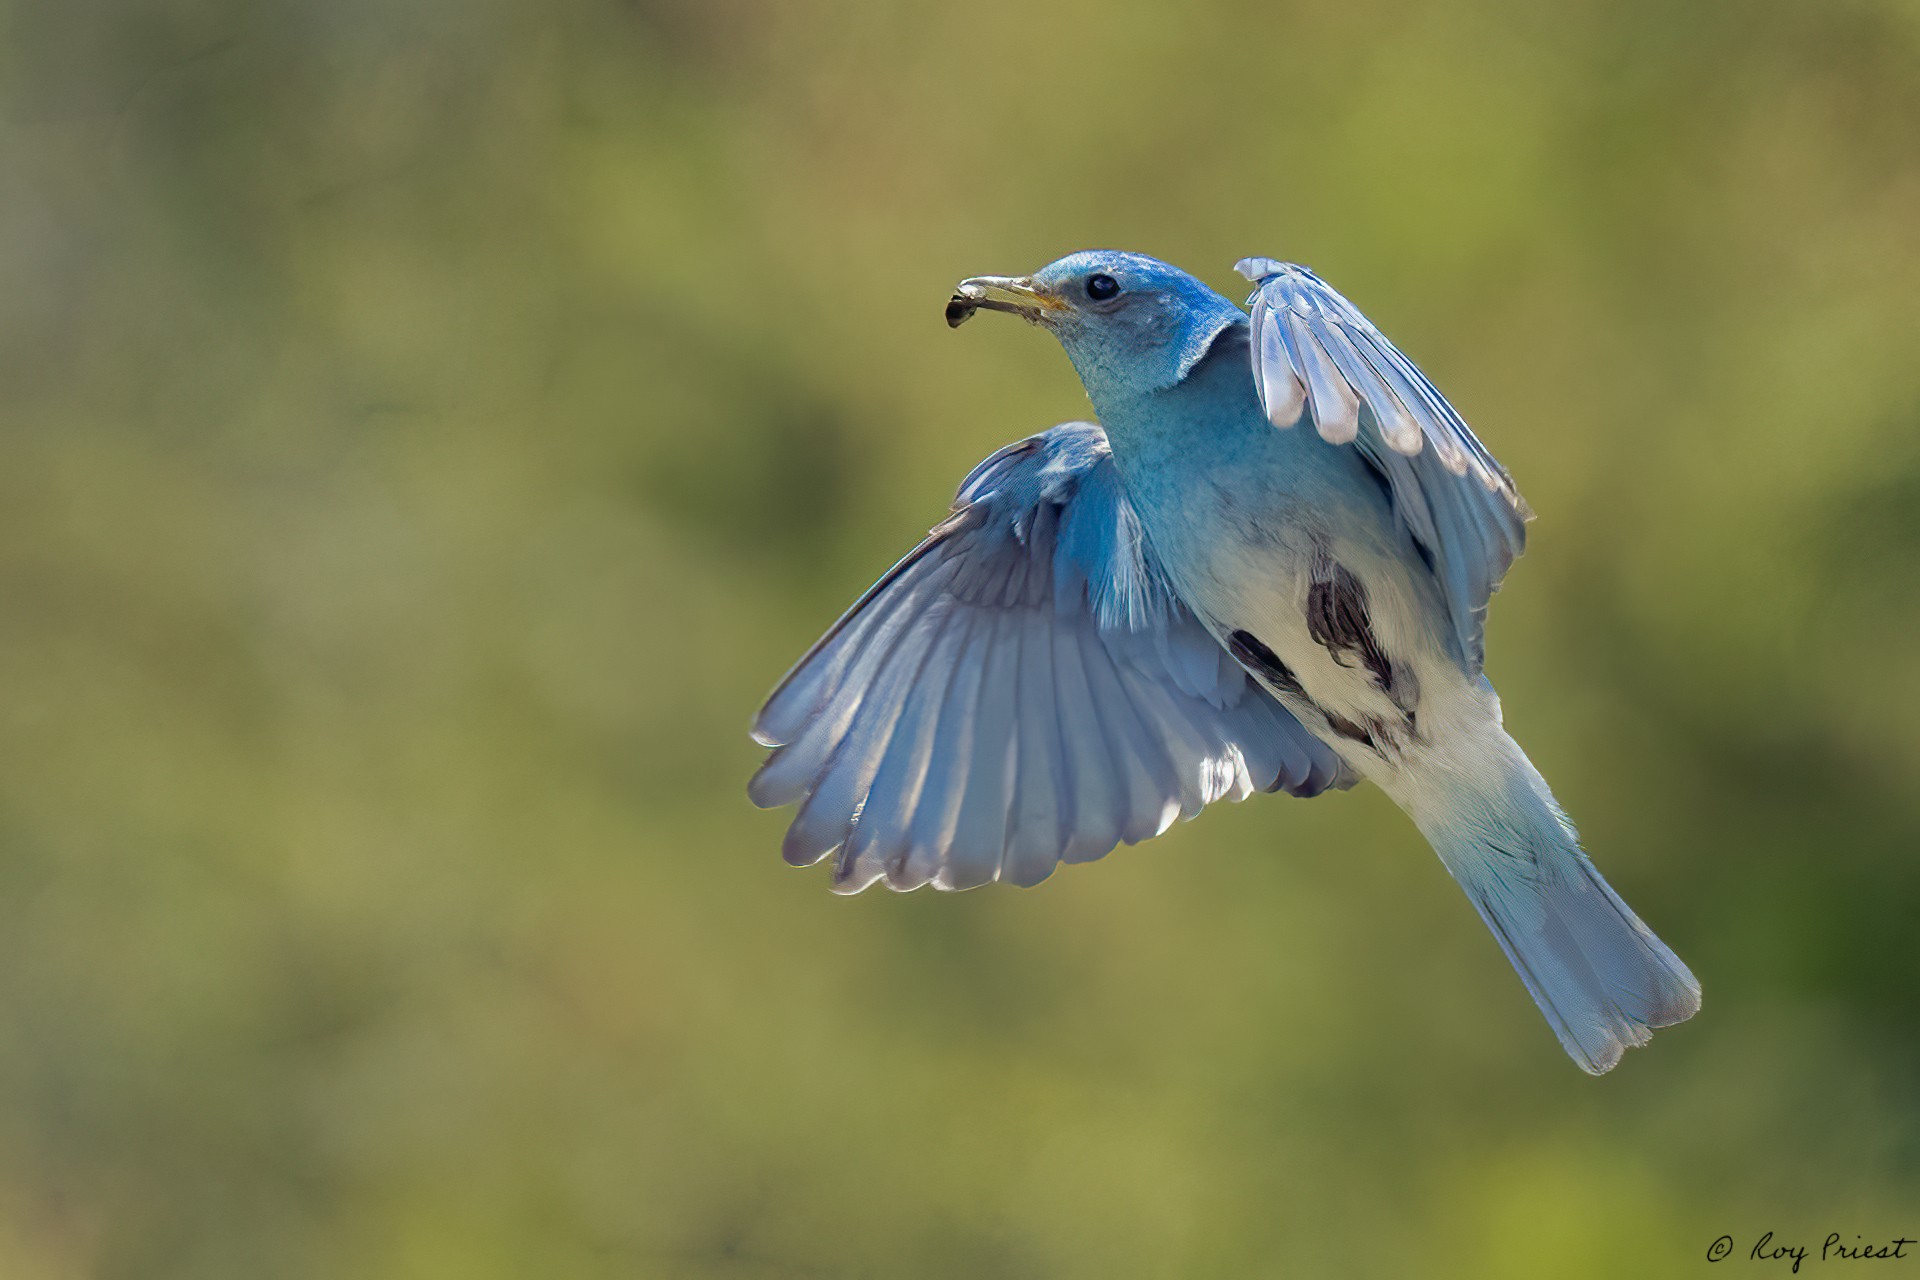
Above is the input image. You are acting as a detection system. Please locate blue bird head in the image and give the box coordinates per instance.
[946,250,1247,410]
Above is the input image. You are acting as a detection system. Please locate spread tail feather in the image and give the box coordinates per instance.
[1409,740,1700,1074]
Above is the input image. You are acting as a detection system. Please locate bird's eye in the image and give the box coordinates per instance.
[1085,273,1120,301]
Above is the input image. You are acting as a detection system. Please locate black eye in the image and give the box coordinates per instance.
[1085,273,1120,301]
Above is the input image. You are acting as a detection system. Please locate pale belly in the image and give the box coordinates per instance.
[1126,446,1473,779]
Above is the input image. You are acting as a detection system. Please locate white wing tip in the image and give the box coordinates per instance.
[829,850,888,894]
[1312,396,1361,444]
[1379,406,1424,455]
[1266,378,1306,428]
[1432,434,1470,475]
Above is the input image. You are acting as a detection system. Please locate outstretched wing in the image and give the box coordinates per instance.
[750,421,1351,894]
[1236,258,1532,672]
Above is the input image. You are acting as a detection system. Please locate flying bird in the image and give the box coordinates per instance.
[749,250,1699,1073]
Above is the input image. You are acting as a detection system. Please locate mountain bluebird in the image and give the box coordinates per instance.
[750,250,1699,1073]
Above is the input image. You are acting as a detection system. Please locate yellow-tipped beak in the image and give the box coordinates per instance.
[945,275,1065,328]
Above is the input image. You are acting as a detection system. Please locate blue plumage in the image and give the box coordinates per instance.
[752,250,1699,1073]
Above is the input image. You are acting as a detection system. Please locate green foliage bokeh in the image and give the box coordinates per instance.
[1,0,1917,1275]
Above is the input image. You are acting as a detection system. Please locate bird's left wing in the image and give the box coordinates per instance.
[750,421,1350,894]
[1235,258,1532,672]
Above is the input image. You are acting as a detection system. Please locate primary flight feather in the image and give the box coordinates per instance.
[751,250,1699,1074]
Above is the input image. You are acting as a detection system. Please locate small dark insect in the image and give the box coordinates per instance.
[944,295,977,328]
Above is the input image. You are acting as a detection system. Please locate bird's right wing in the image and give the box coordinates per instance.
[750,421,1351,894]
[1236,258,1532,672]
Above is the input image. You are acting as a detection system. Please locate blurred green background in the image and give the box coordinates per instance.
[2,0,1917,1275]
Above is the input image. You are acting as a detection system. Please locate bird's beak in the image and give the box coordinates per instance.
[945,275,1064,328]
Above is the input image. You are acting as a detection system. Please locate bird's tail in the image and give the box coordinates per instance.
[1397,733,1700,1074]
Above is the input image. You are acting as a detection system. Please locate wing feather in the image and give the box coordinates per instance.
[898,611,989,889]
[1004,606,1066,886]
[1049,611,1124,865]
